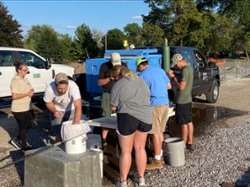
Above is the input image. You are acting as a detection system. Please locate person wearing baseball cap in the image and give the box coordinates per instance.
[168,54,195,151]
[136,57,172,170]
[97,52,127,152]
[43,72,82,142]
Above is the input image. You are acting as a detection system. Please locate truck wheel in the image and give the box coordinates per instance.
[206,81,219,103]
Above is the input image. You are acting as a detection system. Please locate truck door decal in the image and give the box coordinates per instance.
[202,72,208,81]
[33,73,41,78]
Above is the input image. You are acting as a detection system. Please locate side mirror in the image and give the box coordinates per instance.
[45,58,51,69]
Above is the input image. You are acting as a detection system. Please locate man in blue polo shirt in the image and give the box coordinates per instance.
[136,57,172,170]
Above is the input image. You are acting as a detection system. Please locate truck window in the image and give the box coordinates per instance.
[177,49,193,67]
[194,50,205,68]
[19,52,45,69]
[0,51,14,66]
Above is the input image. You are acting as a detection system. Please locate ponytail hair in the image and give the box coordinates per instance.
[110,65,138,80]
[13,61,27,73]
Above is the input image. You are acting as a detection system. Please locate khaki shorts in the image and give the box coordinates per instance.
[149,105,169,134]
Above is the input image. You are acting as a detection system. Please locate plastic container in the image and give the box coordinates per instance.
[87,134,102,149]
[64,134,87,154]
[61,120,91,154]
[164,137,185,166]
[91,148,103,178]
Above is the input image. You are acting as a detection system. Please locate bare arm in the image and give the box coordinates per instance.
[12,89,34,100]
[167,82,172,90]
[97,77,111,86]
[73,98,82,124]
[45,102,57,113]
[168,70,186,90]
[110,103,117,111]
[172,77,187,90]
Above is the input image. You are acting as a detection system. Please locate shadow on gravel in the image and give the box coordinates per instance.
[0,99,52,149]
[10,150,25,184]
[221,166,250,187]
[0,149,25,185]
[234,166,250,187]
[169,103,249,137]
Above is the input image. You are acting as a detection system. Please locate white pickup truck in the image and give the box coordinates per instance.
[0,47,75,101]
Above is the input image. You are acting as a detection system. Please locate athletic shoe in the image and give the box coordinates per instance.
[10,137,22,149]
[186,143,195,150]
[22,146,33,152]
[116,180,128,187]
[136,177,146,186]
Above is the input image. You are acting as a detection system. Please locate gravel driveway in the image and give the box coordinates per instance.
[0,78,250,187]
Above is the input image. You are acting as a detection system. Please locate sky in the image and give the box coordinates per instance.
[3,0,150,37]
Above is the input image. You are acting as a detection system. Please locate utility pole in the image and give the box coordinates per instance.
[105,34,107,51]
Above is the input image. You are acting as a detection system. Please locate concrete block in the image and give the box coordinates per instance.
[24,145,102,187]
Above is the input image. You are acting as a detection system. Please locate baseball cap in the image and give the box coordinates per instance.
[111,52,121,66]
[171,54,183,68]
[136,57,148,67]
[55,72,68,85]
[136,57,148,71]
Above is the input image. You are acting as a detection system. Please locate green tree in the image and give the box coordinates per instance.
[124,23,143,47]
[0,2,23,47]
[100,28,126,56]
[144,0,210,48]
[25,25,60,59]
[106,28,126,50]
[142,23,164,46]
[58,34,73,61]
[72,24,98,60]
[203,13,234,57]
[218,0,250,60]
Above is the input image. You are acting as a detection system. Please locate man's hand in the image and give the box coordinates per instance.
[54,111,62,118]
[168,70,175,78]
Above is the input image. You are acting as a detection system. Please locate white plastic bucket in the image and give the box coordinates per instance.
[61,120,90,154]
[164,137,185,166]
[91,148,103,178]
[65,134,87,154]
[87,134,102,149]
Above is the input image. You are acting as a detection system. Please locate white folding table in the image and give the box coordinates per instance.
[87,109,175,158]
[87,111,175,131]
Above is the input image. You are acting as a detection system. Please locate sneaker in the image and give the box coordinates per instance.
[10,137,22,149]
[186,143,195,150]
[22,146,33,152]
[116,180,127,187]
[136,177,145,186]
[146,159,164,170]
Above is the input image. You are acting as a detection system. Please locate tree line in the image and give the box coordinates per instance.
[1,0,250,62]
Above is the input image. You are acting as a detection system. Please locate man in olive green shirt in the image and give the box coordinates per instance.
[168,54,195,150]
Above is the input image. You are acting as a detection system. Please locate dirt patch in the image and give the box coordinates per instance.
[67,62,86,74]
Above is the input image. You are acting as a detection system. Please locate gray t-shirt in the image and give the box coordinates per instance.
[110,77,152,124]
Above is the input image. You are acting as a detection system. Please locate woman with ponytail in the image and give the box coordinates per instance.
[110,65,152,187]
[10,61,34,152]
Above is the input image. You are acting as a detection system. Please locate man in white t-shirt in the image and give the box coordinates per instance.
[43,72,82,142]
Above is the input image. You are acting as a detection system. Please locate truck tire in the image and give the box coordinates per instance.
[206,81,219,103]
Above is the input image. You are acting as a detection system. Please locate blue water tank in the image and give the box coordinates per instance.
[85,49,162,94]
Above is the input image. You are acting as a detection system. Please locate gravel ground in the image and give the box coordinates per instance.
[0,78,250,187]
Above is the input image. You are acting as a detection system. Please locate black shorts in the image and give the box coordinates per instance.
[176,103,192,125]
[117,113,152,136]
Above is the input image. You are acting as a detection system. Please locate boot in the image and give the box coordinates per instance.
[146,159,163,170]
